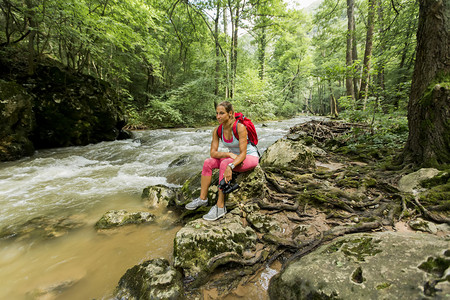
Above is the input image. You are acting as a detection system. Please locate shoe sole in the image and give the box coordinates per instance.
[185,203,208,211]
[203,212,226,221]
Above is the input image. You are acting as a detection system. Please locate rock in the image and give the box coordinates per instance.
[398,168,440,193]
[260,138,316,169]
[173,209,257,281]
[0,215,85,240]
[30,65,126,149]
[27,278,82,299]
[114,258,184,300]
[268,231,450,300]
[95,210,155,229]
[169,154,192,167]
[0,80,35,161]
[227,165,267,206]
[141,185,178,208]
[246,210,281,234]
[179,170,219,207]
[409,218,438,234]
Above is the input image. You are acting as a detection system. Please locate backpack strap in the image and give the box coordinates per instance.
[217,121,239,140]
[217,124,223,140]
[233,120,239,140]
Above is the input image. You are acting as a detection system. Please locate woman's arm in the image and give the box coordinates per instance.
[223,123,248,182]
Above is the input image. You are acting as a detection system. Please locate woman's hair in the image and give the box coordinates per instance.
[217,101,234,114]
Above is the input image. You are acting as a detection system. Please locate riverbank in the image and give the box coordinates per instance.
[118,120,449,299]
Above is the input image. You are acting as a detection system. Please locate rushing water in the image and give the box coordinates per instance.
[0,116,318,299]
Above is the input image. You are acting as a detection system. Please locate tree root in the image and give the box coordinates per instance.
[414,196,450,224]
[281,221,382,270]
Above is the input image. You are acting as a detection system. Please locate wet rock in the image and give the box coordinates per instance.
[173,209,257,282]
[95,210,155,229]
[0,215,85,240]
[409,218,438,234]
[141,185,178,208]
[114,258,184,300]
[169,154,192,167]
[0,80,35,161]
[398,168,440,193]
[268,232,450,300]
[260,138,315,169]
[27,278,81,299]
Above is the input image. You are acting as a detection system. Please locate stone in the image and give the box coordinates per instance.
[260,138,316,169]
[227,165,267,206]
[0,80,35,161]
[409,218,438,234]
[141,184,178,208]
[95,210,155,229]
[398,168,440,193]
[268,231,450,300]
[173,210,257,281]
[169,154,192,167]
[0,215,85,240]
[114,258,184,300]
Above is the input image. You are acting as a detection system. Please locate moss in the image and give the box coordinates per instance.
[420,170,450,188]
[418,256,450,277]
[336,177,360,188]
[376,282,392,290]
[341,237,382,262]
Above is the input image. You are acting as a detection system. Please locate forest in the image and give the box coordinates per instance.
[0,0,418,123]
[0,0,449,166]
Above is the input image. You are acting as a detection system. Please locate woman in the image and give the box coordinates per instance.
[185,101,259,221]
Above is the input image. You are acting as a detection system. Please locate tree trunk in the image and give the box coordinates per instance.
[214,3,220,98]
[258,25,267,80]
[346,0,355,102]
[359,0,375,102]
[223,7,230,98]
[25,0,37,75]
[329,81,339,118]
[402,0,450,167]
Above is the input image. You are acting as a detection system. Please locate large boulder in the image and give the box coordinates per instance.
[114,258,184,300]
[398,168,441,193]
[95,210,155,229]
[227,165,266,206]
[178,165,266,210]
[268,231,450,299]
[0,80,35,161]
[260,138,316,169]
[173,209,257,282]
[141,184,178,208]
[30,65,127,148]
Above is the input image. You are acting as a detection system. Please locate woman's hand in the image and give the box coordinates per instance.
[224,165,232,183]
[228,152,237,159]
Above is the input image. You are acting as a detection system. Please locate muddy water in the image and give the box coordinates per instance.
[0,116,320,299]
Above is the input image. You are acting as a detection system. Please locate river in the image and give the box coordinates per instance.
[0,116,318,299]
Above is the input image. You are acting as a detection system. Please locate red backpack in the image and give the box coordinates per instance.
[217,112,258,146]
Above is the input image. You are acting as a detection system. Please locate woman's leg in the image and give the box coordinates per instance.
[200,157,221,200]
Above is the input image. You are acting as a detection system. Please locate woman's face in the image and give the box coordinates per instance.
[216,105,232,124]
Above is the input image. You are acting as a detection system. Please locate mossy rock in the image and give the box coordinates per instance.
[141,184,178,208]
[173,210,257,282]
[95,210,155,229]
[269,232,450,300]
[114,258,185,300]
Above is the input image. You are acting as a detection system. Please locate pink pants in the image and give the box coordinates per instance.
[202,155,259,182]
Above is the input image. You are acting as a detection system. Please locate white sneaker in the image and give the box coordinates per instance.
[203,205,227,221]
[185,197,208,210]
